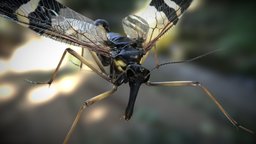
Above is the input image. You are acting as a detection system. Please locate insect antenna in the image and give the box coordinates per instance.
[150,48,223,72]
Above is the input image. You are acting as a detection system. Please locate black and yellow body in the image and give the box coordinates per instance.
[0,0,192,121]
[97,30,150,120]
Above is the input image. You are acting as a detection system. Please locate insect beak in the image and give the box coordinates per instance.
[124,64,150,120]
[124,81,142,120]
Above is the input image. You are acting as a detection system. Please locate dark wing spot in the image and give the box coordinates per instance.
[28,0,65,34]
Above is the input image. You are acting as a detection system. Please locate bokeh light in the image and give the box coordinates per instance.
[2,36,68,73]
[56,73,86,95]
[85,106,108,123]
[0,83,16,102]
[27,86,57,105]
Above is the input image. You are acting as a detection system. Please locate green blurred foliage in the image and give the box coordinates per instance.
[178,0,256,78]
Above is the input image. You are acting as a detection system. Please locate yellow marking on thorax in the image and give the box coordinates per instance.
[114,59,127,72]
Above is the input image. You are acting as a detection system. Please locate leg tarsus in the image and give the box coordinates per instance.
[63,86,117,144]
[25,79,53,86]
[25,48,69,86]
[146,81,254,135]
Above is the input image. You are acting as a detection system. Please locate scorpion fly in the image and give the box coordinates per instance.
[0,0,254,143]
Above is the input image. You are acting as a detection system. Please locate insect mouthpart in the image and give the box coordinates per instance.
[126,64,150,84]
[124,64,150,120]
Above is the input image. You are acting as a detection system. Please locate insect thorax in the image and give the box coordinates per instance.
[97,32,150,86]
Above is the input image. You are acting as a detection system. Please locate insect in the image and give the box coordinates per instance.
[0,0,254,143]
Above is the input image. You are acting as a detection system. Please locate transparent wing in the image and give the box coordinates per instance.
[122,14,150,44]
[0,0,111,56]
[122,0,193,52]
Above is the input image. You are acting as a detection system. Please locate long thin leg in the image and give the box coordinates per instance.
[70,50,106,74]
[153,45,160,68]
[27,48,111,86]
[89,51,107,74]
[146,81,254,134]
[63,86,117,144]
[79,48,85,69]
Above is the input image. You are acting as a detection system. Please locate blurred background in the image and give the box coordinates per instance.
[0,0,256,144]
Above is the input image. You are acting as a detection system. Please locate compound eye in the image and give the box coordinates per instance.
[94,19,110,32]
